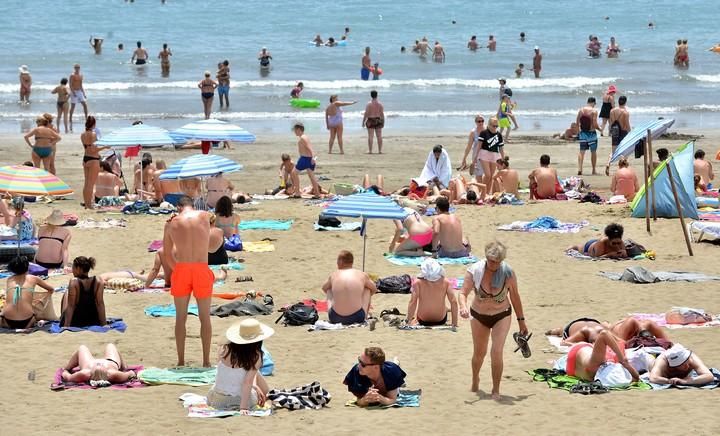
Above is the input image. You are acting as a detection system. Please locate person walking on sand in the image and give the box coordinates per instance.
[605,95,631,175]
[292,122,320,197]
[198,71,217,119]
[51,78,71,133]
[18,65,32,105]
[532,46,542,78]
[598,85,616,136]
[362,90,385,154]
[361,47,372,80]
[576,97,600,175]
[158,43,172,76]
[163,195,214,367]
[69,64,89,131]
[325,95,356,154]
[24,116,61,173]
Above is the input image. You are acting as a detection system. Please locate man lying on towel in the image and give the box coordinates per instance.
[61,344,137,386]
[417,145,452,191]
[344,346,406,407]
[649,344,715,386]
[528,154,563,200]
[322,250,377,325]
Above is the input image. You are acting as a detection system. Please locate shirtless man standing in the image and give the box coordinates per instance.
[322,250,377,325]
[528,154,559,200]
[361,47,372,81]
[162,196,213,367]
[158,44,172,76]
[608,96,631,156]
[694,149,715,188]
[433,41,446,63]
[291,122,320,197]
[487,35,496,51]
[217,60,230,109]
[432,197,470,258]
[418,37,429,58]
[576,97,600,175]
[532,46,542,78]
[131,41,149,65]
[467,35,479,51]
[69,64,89,131]
[407,258,458,328]
[362,90,385,154]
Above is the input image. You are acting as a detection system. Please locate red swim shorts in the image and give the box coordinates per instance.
[170,263,214,299]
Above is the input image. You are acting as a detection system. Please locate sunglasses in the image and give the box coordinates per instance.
[490,123,499,127]
[358,357,378,368]
[475,120,484,124]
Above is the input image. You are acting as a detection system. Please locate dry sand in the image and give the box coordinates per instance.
[1,128,718,435]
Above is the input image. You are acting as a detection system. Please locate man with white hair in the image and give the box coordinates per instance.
[406,258,458,328]
[648,344,714,386]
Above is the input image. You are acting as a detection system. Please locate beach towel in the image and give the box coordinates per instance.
[641,368,720,390]
[396,325,456,331]
[252,194,289,200]
[210,295,274,317]
[314,222,362,231]
[51,365,145,391]
[76,218,128,229]
[301,299,329,312]
[528,369,651,391]
[267,381,332,410]
[144,303,198,318]
[423,206,457,216]
[211,260,245,271]
[689,221,720,242]
[243,241,276,252]
[565,248,652,261]
[384,253,477,266]
[0,317,126,334]
[345,389,422,408]
[178,393,273,418]
[417,148,452,189]
[599,267,720,283]
[545,335,572,353]
[140,367,217,386]
[238,220,293,231]
[630,312,720,329]
[498,216,589,233]
[309,320,366,331]
[452,277,464,289]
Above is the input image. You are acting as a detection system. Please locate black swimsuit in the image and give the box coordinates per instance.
[36,234,66,268]
[82,143,101,164]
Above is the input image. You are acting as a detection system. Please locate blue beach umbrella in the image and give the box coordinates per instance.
[171,119,256,143]
[95,124,176,148]
[608,118,675,164]
[159,154,242,180]
[322,192,409,270]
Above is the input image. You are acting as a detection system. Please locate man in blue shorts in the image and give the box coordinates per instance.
[576,97,600,175]
[292,122,320,197]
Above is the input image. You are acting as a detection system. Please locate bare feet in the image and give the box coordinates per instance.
[471,377,479,392]
[177,360,184,367]
[491,392,501,401]
[202,361,211,368]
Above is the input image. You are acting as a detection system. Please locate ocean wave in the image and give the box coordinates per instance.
[687,74,720,83]
[0,77,618,94]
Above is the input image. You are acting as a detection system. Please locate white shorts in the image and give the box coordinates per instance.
[70,90,86,104]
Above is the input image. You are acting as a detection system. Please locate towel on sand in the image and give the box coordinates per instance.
[243,241,276,252]
[599,267,720,283]
[498,216,589,233]
[268,381,332,410]
[528,369,651,391]
[178,393,273,418]
[238,220,293,231]
[145,304,199,317]
[210,296,274,317]
[565,249,651,261]
[345,389,422,408]
[314,222,362,231]
[210,260,245,271]
[141,351,274,386]
[0,317,126,334]
[384,253,477,266]
[641,368,720,390]
[630,313,720,329]
[76,218,128,229]
[51,365,145,391]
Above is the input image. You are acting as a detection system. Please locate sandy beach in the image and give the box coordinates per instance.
[1,128,718,435]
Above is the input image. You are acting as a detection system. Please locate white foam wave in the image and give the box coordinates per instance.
[689,74,720,83]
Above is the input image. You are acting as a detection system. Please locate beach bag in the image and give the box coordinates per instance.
[317,215,341,227]
[579,192,602,204]
[224,234,243,252]
[28,263,49,277]
[376,274,412,293]
[624,240,647,258]
[275,302,319,326]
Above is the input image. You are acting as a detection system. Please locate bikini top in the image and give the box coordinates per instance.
[12,285,34,305]
[468,260,513,304]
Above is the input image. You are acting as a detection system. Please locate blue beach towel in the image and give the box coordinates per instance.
[210,260,244,271]
[345,389,422,408]
[145,304,199,318]
[384,254,477,266]
[0,317,126,334]
[238,220,293,231]
[314,222,362,231]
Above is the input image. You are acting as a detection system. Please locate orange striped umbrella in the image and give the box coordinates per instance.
[0,165,74,196]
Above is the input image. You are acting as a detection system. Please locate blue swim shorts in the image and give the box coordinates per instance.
[295,156,316,172]
[578,131,598,152]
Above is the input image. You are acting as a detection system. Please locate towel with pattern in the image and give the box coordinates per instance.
[76,218,128,229]
[178,393,273,417]
[345,389,422,408]
[384,253,477,266]
[51,365,145,391]
[238,220,293,231]
[267,381,332,410]
[0,317,127,334]
[565,248,651,261]
[498,216,590,233]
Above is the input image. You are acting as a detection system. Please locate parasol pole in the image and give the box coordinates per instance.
[642,139,651,234]
[361,217,367,272]
[666,161,694,256]
[647,129,657,221]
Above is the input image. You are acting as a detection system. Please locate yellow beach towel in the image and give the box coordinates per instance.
[243,241,276,252]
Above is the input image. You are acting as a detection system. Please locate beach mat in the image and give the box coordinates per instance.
[345,389,422,408]
[139,367,216,386]
[599,267,720,283]
[178,393,273,417]
[238,220,293,231]
[384,253,477,266]
[641,368,720,390]
[565,249,652,261]
[314,222,362,231]
[144,303,199,317]
[497,216,589,233]
[51,365,145,391]
[630,312,720,329]
[528,369,651,391]
[211,260,245,271]
[243,241,276,252]
[0,317,126,334]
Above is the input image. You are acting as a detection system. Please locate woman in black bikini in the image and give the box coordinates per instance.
[459,241,528,400]
[60,344,137,386]
[35,209,72,269]
[80,116,110,209]
[60,256,106,328]
[198,71,218,120]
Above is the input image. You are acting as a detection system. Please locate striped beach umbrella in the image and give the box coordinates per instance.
[159,154,242,180]
[608,118,675,164]
[171,119,256,143]
[0,165,73,196]
[322,192,409,270]
[96,124,176,148]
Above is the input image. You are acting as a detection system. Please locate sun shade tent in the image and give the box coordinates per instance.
[321,192,410,271]
[170,119,256,143]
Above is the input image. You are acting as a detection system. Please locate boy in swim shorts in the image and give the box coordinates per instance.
[292,122,320,197]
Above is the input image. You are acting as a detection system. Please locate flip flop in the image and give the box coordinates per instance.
[513,332,533,358]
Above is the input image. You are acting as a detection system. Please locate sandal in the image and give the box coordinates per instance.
[570,381,608,395]
[379,308,405,318]
[513,332,533,358]
[235,276,254,283]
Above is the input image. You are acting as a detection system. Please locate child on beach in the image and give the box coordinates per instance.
[371,63,382,80]
[292,122,320,198]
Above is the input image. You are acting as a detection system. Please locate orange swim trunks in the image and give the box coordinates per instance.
[170,263,214,299]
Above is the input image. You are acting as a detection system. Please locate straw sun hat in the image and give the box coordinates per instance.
[46,209,66,226]
[226,319,274,344]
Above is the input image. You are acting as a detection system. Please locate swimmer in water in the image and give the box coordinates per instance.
[258,47,272,69]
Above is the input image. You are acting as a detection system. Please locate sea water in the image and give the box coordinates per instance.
[0,0,718,136]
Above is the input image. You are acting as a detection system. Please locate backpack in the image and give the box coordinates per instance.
[317,215,341,227]
[376,274,412,293]
[224,234,243,252]
[275,302,319,326]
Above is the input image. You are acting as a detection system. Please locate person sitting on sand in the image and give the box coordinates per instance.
[571,223,628,259]
[441,176,485,205]
[269,153,300,196]
[207,319,272,410]
[407,258,458,327]
[610,157,640,200]
[649,344,714,386]
[389,208,433,256]
[133,154,155,198]
[35,209,71,269]
[214,195,240,238]
[208,214,229,266]
[565,330,639,382]
[60,344,138,386]
[206,173,234,209]
[322,250,377,325]
[60,256,106,327]
[100,253,227,289]
[694,149,714,189]
[149,160,180,204]
[432,197,470,258]
[417,145,452,191]
[362,174,385,195]
[528,154,561,200]
[94,161,123,199]
[1,256,55,329]
[552,122,579,141]
[344,346,406,407]
[494,157,519,195]
[546,316,669,346]
[5,196,35,241]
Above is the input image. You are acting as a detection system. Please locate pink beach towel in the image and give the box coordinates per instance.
[630,313,720,329]
[51,365,146,391]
